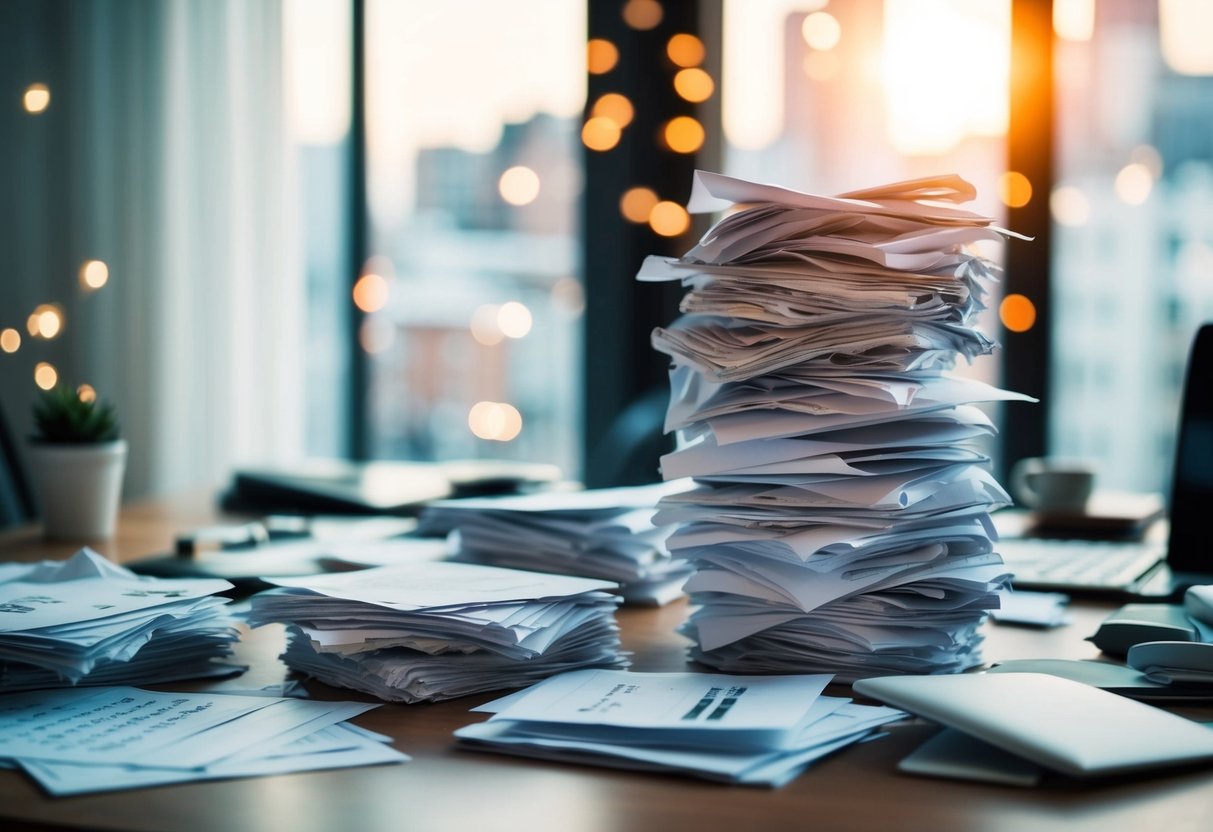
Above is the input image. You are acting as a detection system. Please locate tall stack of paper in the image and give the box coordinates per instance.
[417,482,695,606]
[0,548,242,691]
[455,668,904,786]
[639,171,1031,682]
[247,561,628,703]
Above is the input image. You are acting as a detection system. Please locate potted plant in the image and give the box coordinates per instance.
[27,385,127,540]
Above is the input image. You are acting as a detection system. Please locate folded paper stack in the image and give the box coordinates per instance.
[0,548,243,692]
[455,668,903,786]
[417,481,695,606]
[247,561,628,703]
[641,171,1031,682]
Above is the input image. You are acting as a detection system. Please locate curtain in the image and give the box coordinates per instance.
[1,0,305,500]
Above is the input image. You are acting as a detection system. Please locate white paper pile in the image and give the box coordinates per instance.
[417,482,695,606]
[0,685,406,796]
[640,171,1031,682]
[455,668,903,786]
[247,561,628,703]
[0,549,243,692]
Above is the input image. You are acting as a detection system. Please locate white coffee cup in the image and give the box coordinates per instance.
[1010,457,1095,514]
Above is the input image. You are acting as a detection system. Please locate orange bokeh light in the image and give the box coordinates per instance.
[663,116,705,153]
[1000,293,1037,333]
[587,38,619,74]
[674,68,714,102]
[667,33,705,67]
[582,116,622,151]
[620,187,659,223]
[591,93,634,129]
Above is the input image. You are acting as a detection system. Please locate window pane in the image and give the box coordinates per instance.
[364,1,585,475]
[1051,0,1213,492]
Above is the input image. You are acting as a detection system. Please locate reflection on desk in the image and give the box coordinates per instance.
[2,492,1212,832]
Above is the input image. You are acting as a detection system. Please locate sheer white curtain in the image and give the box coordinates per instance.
[53,0,305,499]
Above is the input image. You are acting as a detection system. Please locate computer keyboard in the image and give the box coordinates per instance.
[997,537,1166,592]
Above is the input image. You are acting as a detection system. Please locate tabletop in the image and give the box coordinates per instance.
[2,493,1212,832]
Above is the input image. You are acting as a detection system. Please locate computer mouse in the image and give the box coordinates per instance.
[1184,585,1213,627]
[1088,603,1197,657]
[1126,640,1213,686]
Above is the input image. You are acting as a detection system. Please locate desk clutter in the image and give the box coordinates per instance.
[246,562,628,703]
[640,170,1029,680]
[416,481,695,606]
[0,549,243,691]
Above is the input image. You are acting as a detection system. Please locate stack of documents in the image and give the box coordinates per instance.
[455,668,904,786]
[248,561,628,703]
[639,171,1029,681]
[418,482,695,606]
[0,548,242,691]
[0,685,407,796]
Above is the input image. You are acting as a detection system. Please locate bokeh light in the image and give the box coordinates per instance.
[801,11,841,51]
[667,33,705,67]
[80,259,109,290]
[23,83,50,114]
[622,0,663,31]
[649,201,691,237]
[591,93,635,128]
[498,166,541,206]
[359,317,395,354]
[471,304,504,346]
[29,304,63,339]
[1000,293,1037,333]
[1051,185,1091,226]
[550,277,585,317]
[620,187,659,223]
[998,171,1033,208]
[34,362,58,390]
[674,68,714,102]
[581,116,622,151]
[0,328,20,353]
[663,116,705,153]
[352,272,389,313]
[77,384,97,403]
[1114,162,1153,205]
[587,38,619,75]
[497,301,533,339]
[468,401,523,442]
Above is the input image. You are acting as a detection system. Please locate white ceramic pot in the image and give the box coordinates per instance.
[28,439,128,541]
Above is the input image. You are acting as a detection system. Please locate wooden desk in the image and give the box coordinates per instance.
[2,495,1212,832]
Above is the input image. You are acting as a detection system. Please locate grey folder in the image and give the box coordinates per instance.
[853,672,1213,781]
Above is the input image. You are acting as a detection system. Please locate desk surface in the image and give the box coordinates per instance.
[2,494,1212,832]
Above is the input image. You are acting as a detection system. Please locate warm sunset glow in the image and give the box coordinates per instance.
[674,67,715,102]
[582,116,622,151]
[622,0,663,31]
[1051,185,1090,226]
[801,11,841,50]
[77,384,97,403]
[587,38,620,74]
[498,165,541,206]
[620,187,660,223]
[0,328,19,353]
[23,83,50,114]
[998,171,1033,208]
[468,401,523,441]
[591,93,635,128]
[352,273,390,313]
[649,201,691,237]
[34,362,58,390]
[663,116,705,153]
[80,259,109,290]
[882,0,1009,155]
[667,33,705,67]
[999,293,1037,333]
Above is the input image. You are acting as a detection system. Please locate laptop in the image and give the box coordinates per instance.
[999,322,1213,599]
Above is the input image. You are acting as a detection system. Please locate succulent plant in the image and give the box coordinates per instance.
[31,385,120,444]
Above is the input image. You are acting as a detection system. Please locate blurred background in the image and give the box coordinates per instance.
[2,0,1212,513]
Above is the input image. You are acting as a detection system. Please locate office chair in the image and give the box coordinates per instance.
[0,402,35,529]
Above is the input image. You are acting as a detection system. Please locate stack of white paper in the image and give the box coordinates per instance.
[0,549,243,691]
[247,561,629,703]
[0,685,407,796]
[455,668,903,786]
[640,171,1030,681]
[417,482,695,606]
